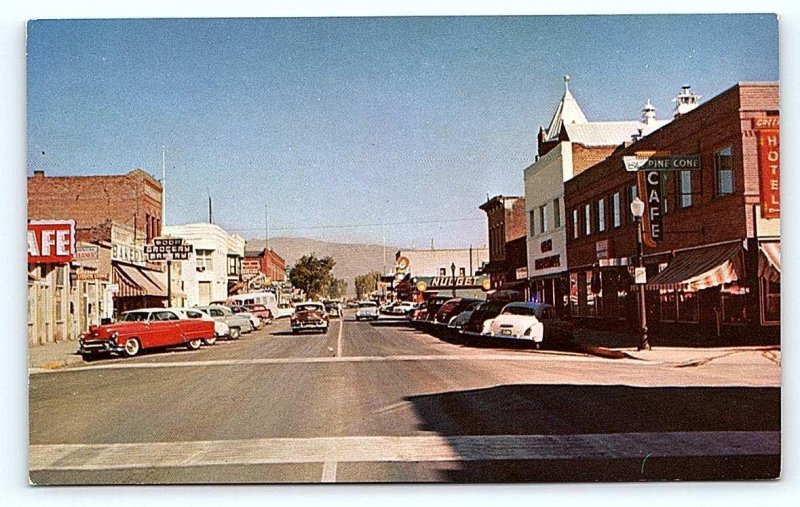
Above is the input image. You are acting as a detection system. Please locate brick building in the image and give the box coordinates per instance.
[28,168,168,344]
[564,82,779,345]
[478,195,527,291]
[524,77,669,315]
[244,247,287,283]
[28,168,164,243]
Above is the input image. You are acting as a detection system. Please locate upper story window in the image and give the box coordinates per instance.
[715,146,734,196]
[196,249,214,271]
[583,203,592,236]
[597,198,606,233]
[679,170,693,208]
[553,198,561,228]
[539,204,548,234]
[227,255,241,277]
[459,267,466,277]
[439,267,447,276]
[572,209,579,239]
[529,210,536,237]
[612,192,621,228]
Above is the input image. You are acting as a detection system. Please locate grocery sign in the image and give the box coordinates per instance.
[144,237,193,261]
[28,220,75,264]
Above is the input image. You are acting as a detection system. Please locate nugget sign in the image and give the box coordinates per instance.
[28,220,75,264]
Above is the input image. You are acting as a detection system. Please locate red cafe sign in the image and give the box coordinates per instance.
[754,117,780,219]
[28,220,76,264]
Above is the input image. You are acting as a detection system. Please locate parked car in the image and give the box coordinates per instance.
[291,302,329,333]
[389,301,418,315]
[324,300,342,319]
[461,301,508,336]
[424,296,455,322]
[355,301,380,321]
[229,304,263,330]
[172,307,225,345]
[380,301,397,315]
[78,308,214,359]
[410,302,428,321]
[482,302,574,349]
[243,304,273,325]
[434,297,482,325]
[446,301,483,331]
[274,303,296,319]
[196,305,254,339]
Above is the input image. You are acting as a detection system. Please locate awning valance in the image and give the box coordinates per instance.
[113,263,167,298]
[647,243,743,292]
[759,242,781,282]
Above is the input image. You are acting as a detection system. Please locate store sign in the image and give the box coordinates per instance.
[242,259,261,278]
[75,272,110,281]
[634,267,647,284]
[145,237,193,261]
[595,239,612,260]
[27,220,75,264]
[754,117,780,219]
[645,171,663,241]
[624,154,701,172]
[534,254,561,270]
[515,267,528,280]
[75,244,99,262]
[429,276,485,288]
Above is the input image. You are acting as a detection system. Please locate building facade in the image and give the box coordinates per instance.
[162,223,245,307]
[392,247,490,301]
[478,196,527,290]
[243,247,287,282]
[563,82,779,344]
[524,77,669,316]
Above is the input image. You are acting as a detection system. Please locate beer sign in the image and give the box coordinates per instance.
[28,220,75,264]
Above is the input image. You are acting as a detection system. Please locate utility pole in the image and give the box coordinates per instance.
[161,146,166,230]
[207,188,212,224]
[265,204,269,252]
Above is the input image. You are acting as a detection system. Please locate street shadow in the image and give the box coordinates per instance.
[403,383,780,482]
[368,320,414,328]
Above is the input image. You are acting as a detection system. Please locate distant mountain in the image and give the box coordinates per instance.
[245,237,400,296]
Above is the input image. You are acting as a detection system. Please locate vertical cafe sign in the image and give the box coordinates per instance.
[27,220,76,263]
[754,117,780,219]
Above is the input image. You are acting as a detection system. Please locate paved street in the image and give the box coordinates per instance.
[29,311,780,484]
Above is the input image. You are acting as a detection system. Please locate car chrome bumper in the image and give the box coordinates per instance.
[78,338,124,355]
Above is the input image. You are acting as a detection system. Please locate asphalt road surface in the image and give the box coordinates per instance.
[29,311,780,484]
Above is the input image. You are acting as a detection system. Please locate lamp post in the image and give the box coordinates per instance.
[630,196,651,351]
[451,262,456,297]
[165,252,173,308]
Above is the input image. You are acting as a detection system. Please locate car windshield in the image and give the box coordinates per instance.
[501,306,538,317]
[121,312,150,322]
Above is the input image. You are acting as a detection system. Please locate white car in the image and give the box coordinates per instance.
[274,304,296,319]
[483,302,544,344]
[169,307,226,345]
[355,301,380,321]
[391,301,418,315]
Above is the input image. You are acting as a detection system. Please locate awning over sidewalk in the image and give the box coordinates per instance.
[113,263,167,298]
[647,243,743,292]
[759,242,781,282]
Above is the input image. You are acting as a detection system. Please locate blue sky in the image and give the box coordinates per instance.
[27,15,778,248]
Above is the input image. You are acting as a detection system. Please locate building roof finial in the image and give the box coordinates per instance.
[564,75,570,92]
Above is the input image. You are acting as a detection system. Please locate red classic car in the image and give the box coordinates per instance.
[291,302,329,334]
[78,308,215,359]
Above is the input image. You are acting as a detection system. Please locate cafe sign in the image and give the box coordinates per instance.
[28,220,75,264]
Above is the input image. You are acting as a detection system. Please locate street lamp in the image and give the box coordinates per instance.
[451,262,456,296]
[630,196,651,351]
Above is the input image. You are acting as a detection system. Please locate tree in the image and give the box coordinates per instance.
[288,254,336,300]
[354,270,381,300]
[327,278,348,299]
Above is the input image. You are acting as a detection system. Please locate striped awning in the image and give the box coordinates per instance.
[759,242,780,282]
[113,263,167,298]
[647,243,743,292]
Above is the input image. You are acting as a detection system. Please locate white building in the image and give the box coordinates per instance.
[525,76,669,310]
[162,223,245,306]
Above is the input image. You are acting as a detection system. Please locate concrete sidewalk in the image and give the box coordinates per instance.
[28,339,84,371]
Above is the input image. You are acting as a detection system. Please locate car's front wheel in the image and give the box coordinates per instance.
[123,338,141,357]
[187,339,202,350]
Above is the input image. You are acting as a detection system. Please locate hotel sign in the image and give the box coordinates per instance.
[754,117,780,219]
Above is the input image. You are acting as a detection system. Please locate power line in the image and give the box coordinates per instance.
[225,216,485,233]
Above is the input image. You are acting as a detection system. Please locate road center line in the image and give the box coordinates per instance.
[29,431,780,472]
[336,318,344,358]
[321,460,337,482]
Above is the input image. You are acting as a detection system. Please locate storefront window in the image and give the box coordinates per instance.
[54,266,65,322]
[761,278,780,323]
[677,290,699,322]
[721,283,748,324]
[569,273,579,316]
[660,289,677,321]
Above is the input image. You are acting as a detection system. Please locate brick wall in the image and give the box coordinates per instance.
[505,198,527,242]
[564,82,779,269]
[28,168,163,241]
